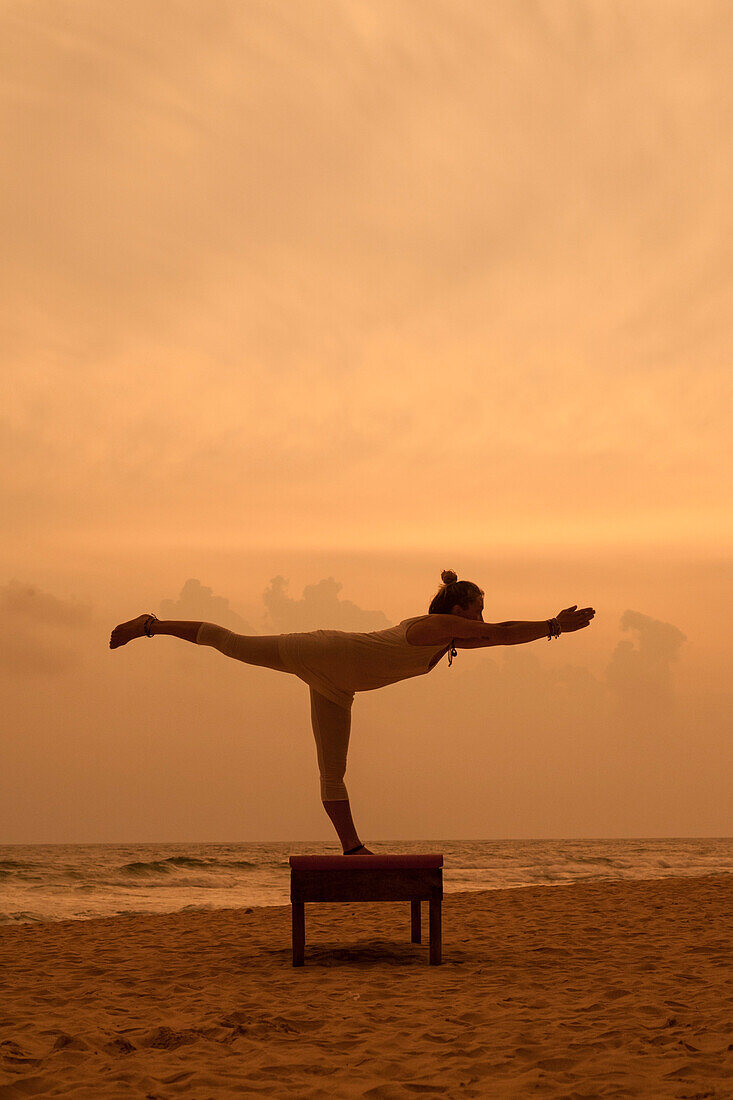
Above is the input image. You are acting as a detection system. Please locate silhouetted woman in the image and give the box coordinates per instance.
[110,569,595,853]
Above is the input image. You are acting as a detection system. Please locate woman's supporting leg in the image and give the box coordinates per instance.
[322,799,369,854]
[310,688,371,854]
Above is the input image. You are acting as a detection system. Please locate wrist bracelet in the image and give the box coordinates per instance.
[547,617,561,641]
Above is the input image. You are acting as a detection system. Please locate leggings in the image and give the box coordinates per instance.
[196,622,352,801]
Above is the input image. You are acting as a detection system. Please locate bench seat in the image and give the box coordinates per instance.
[289,853,443,965]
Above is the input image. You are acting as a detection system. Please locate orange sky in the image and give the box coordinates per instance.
[2,1,731,842]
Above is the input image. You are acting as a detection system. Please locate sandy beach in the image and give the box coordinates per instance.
[1,874,732,1098]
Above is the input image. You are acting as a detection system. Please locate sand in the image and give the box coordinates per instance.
[1,874,732,1098]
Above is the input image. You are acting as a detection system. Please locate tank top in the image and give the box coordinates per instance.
[277,616,452,710]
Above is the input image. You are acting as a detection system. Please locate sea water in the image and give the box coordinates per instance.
[1,838,731,925]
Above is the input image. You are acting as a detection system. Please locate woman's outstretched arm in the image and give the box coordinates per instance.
[449,607,595,649]
[451,623,545,648]
[497,621,554,645]
[501,606,595,644]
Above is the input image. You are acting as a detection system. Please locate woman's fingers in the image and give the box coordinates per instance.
[557,606,596,631]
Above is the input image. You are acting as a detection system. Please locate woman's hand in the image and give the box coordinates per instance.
[556,605,595,632]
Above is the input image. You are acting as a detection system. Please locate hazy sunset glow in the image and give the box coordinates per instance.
[2,0,731,843]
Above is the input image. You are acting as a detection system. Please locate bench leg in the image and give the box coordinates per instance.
[292,902,305,966]
[410,899,421,943]
[429,898,442,965]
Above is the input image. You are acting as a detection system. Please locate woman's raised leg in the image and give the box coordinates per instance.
[182,621,289,672]
[110,615,289,673]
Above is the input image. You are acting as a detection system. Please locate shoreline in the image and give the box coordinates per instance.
[4,867,731,929]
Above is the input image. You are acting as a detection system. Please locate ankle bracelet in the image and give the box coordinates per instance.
[143,614,159,638]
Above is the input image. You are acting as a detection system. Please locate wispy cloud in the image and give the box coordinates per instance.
[0,580,93,675]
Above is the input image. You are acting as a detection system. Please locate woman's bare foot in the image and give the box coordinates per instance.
[110,614,154,649]
[343,844,373,855]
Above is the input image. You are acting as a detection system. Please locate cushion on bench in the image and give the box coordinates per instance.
[289,854,443,871]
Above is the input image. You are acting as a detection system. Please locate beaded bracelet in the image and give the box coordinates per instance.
[547,617,561,641]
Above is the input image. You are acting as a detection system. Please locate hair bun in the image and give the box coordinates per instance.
[441,569,458,586]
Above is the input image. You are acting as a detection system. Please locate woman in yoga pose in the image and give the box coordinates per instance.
[110,570,595,854]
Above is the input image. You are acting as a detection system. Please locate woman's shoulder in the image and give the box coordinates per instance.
[403,614,446,646]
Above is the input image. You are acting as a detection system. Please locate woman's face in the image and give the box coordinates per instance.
[452,595,484,621]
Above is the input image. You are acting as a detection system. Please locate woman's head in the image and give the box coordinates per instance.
[428,570,485,617]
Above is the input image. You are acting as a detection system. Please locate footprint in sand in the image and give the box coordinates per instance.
[52,1034,91,1052]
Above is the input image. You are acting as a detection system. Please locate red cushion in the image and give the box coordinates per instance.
[289,854,443,870]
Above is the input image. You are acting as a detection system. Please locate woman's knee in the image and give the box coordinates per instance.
[310,688,351,801]
[198,627,288,673]
[320,775,349,800]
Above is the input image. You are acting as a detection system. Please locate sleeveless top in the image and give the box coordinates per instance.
[277,616,452,710]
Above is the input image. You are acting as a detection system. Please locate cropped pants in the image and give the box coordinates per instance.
[195,622,352,801]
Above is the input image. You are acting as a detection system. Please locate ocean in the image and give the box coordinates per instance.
[1,838,731,925]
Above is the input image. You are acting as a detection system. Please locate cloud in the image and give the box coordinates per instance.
[2,1,729,556]
[367,605,689,752]
[261,575,390,633]
[605,609,687,710]
[0,580,93,675]
[0,579,92,626]
[154,574,390,643]
[158,579,251,632]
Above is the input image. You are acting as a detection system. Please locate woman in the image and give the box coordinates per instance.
[110,570,595,854]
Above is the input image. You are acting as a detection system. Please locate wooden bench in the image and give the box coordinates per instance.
[289,853,443,966]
